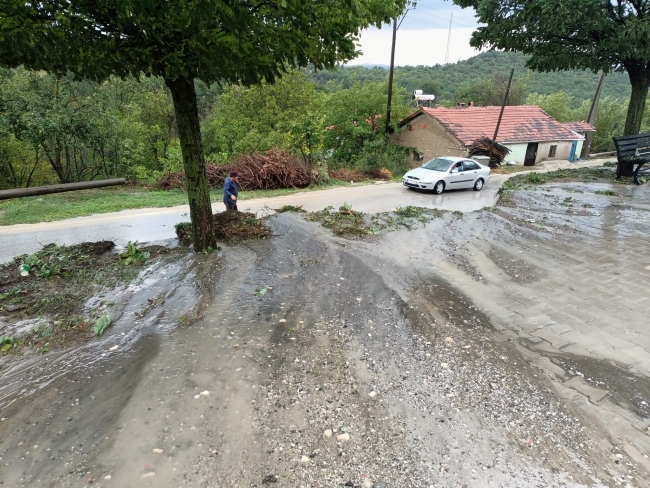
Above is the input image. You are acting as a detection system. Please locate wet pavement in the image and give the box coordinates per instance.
[0,214,624,487]
[3,162,649,487]
[0,159,606,264]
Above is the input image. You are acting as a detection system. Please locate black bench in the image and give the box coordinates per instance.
[613,133,650,185]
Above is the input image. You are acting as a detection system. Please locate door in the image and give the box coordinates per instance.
[569,140,578,162]
[448,162,474,188]
[524,143,538,166]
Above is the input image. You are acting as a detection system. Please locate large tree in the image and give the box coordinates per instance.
[453,0,650,136]
[0,0,405,250]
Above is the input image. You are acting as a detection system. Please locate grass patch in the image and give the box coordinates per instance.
[308,204,442,237]
[500,167,630,193]
[0,241,184,354]
[0,180,356,226]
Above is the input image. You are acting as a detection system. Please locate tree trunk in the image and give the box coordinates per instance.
[165,76,215,251]
[624,67,650,135]
[617,67,650,177]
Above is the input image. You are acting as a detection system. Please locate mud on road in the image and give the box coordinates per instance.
[1,178,649,487]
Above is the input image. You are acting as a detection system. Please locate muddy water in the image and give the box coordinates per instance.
[0,200,646,487]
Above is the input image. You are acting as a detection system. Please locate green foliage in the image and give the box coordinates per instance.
[324,80,409,168]
[308,204,441,237]
[119,242,150,265]
[276,205,305,213]
[94,314,112,336]
[0,68,186,186]
[0,336,16,352]
[526,91,627,152]
[454,72,529,106]
[451,0,650,135]
[202,72,320,160]
[308,205,371,237]
[354,139,411,177]
[307,52,632,103]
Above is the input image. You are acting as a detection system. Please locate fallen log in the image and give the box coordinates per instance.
[0,179,126,200]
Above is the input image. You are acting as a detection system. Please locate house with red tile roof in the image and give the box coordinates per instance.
[390,106,595,166]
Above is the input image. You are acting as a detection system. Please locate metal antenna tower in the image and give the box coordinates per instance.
[444,13,453,65]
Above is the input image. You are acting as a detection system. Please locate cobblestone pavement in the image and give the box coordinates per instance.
[356,177,650,480]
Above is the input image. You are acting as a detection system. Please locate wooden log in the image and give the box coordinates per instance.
[0,179,126,200]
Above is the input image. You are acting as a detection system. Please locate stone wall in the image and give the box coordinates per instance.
[390,114,465,167]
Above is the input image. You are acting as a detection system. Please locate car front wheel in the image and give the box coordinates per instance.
[433,181,445,194]
[473,178,484,191]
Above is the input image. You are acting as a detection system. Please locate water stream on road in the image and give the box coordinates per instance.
[1,188,648,487]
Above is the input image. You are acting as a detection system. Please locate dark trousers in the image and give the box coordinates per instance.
[224,201,238,211]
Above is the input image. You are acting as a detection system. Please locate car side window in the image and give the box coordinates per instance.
[465,161,478,170]
[453,162,464,172]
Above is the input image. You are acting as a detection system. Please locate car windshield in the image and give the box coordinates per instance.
[422,158,454,172]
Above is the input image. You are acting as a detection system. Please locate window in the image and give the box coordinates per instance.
[549,145,557,157]
[423,158,454,172]
[464,161,479,170]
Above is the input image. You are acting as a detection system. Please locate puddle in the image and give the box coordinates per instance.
[551,354,650,419]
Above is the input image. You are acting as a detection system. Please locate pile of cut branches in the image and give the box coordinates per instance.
[468,136,511,168]
[160,150,311,191]
[175,212,271,244]
[158,171,185,190]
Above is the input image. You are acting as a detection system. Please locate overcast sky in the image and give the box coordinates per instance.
[350,0,482,67]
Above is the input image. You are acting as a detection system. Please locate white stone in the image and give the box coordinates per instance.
[200,390,210,397]
[109,345,118,351]
[141,472,155,479]
[324,429,332,438]
[337,433,350,441]
[104,475,112,480]
[301,455,310,463]
[368,391,377,398]
[152,448,163,454]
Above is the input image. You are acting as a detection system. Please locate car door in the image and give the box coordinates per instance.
[448,162,474,188]
[464,160,481,186]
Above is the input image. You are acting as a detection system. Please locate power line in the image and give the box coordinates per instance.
[401,15,477,33]
[445,13,453,65]
[416,8,479,27]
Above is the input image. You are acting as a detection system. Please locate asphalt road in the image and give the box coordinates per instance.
[0,160,606,263]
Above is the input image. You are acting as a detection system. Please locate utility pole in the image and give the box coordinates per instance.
[385,2,417,136]
[488,68,515,163]
[580,70,605,159]
[385,18,398,136]
[445,13,453,65]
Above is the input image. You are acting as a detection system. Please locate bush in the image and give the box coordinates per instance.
[355,139,411,177]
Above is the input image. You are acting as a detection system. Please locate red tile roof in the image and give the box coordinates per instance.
[405,106,582,145]
[562,121,596,133]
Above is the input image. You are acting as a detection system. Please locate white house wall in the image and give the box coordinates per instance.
[503,140,584,165]
[537,141,575,163]
[503,143,529,165]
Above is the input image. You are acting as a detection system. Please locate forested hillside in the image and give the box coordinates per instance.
[307,51,631,103]
[1,52,646,190]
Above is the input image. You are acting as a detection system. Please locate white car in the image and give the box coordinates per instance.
[402,156,490,194]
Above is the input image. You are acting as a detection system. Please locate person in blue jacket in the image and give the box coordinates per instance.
[223,170,239,211]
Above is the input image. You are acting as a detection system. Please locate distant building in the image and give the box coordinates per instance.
[390,106,595,166]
